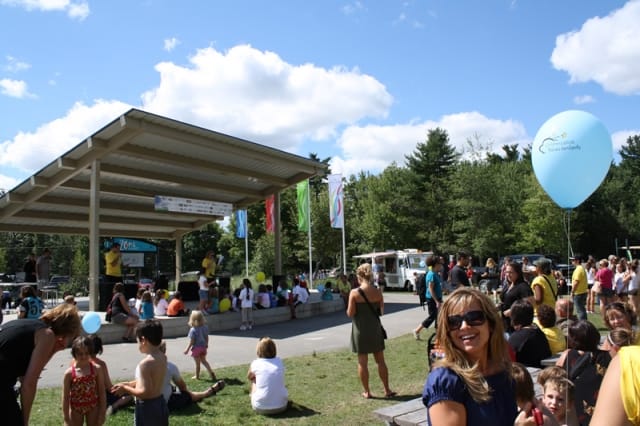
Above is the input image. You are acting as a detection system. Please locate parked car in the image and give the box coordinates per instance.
[138,278,155,290]
[48,275,70,288]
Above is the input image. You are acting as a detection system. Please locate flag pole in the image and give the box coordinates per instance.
[244,210,249,278]
[307,179,313,289]
[342,220,346,275]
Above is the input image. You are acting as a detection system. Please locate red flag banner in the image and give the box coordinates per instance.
[265,195,275,234]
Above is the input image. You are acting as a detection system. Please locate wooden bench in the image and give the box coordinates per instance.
[374,367,541,425]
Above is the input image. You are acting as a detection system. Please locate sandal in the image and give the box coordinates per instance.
[385,391,397,398]
[210,380,226,395]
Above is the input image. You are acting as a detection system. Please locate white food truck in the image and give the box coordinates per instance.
[353,249,432,291]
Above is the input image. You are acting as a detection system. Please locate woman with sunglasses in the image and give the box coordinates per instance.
[422,287,517,425]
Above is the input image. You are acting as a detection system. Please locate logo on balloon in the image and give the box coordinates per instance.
[532,110,612,209]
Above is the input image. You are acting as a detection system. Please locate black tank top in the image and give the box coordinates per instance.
[0,319,47,385]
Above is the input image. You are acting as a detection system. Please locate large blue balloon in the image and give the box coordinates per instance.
[82,311,102,334]
[532,110,612,209]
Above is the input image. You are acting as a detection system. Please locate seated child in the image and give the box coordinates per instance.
[153,290,169,316]
[206,286,220,314]
[256,284,270,309]
[18,285,44,319]
[167,291,189,317]
[536,304,567,354]
[266,285,277,308]
[322,282,334,301]
[139,291,154,320]
[247,337,288,415]
[89,335,133,415]
[112,320,169,426]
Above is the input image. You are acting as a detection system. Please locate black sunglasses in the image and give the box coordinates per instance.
[447,310,487,330]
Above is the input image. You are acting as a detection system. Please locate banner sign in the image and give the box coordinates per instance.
[104,238,157,252]
[154,195,233,217]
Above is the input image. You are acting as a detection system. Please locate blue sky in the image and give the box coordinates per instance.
[1,0,639,193]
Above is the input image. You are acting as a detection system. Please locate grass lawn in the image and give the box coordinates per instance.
[28,309,608,425]
[30,331,434,425]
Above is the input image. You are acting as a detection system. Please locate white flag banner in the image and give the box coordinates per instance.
[328,174,344,229]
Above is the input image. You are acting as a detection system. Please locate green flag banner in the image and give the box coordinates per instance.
[297,180,309,232]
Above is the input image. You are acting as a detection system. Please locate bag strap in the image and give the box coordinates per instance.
[541,275,558,300]
[357,288,382,323]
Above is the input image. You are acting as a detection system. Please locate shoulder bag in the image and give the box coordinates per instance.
[358,288,387,339]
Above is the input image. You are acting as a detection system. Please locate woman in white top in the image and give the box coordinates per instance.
[247,337,288,414]
[627,259,640,314]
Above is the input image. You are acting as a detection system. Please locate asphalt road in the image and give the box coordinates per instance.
[37,292,430,388]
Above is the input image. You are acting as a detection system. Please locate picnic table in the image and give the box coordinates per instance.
[374,367,541,426]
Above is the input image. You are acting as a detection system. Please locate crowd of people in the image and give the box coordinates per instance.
[415,251,640,425]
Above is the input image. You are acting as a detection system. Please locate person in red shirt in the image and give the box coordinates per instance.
[167,292,189,317]
[595,259,614,313]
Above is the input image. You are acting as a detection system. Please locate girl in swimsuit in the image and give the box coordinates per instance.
[62,336,106,425]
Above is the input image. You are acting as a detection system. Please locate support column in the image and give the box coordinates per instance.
[274,192,282,275]
[88,160,100,311]
[175,233,184,291]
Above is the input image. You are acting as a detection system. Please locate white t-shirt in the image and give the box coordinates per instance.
[292,285,308,304]
[198,275,208,291]
[154,298,169,316]
[162,361,182,402]
[239,288,254,308]
[250,357,288,411]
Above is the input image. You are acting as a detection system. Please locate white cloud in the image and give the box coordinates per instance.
[0,0,90,20]
[163,37,180,52]
[330,111,529,177]
[0,100,131,172]
[4,55,31,72]
[551,0,640,95]
[0,174,20,193]
[141,44,393,152]
[573,95,595,105]
[342,1,365,15]
[0,78,34,98]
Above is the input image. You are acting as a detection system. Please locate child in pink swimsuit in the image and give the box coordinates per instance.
[63,336,106,425]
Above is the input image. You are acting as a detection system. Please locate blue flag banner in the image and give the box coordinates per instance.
[236,209,247,238]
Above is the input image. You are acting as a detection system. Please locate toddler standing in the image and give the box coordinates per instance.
[184,310,217,380]
[62,336,106,426]
[240,279,255,330]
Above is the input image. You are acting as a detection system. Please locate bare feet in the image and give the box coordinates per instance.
[385,391,397,398]
[362,391,372,399]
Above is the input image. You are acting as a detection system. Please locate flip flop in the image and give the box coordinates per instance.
[385,391,397,398]
[210,380,226,395]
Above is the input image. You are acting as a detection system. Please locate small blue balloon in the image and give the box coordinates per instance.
[532,110,612,209]
[82,312,102,334]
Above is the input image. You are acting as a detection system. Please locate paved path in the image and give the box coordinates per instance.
[37,292,430,388]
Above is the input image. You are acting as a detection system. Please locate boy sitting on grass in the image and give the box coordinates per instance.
[112,320,168,426]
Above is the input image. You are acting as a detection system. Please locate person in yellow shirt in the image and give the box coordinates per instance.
[105,242,122,283]
[201,251,217,282]
[570,254,588,321]
[535,304,567,354]
[530,257,558,317]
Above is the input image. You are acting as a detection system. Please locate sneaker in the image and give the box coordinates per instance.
[413,330,420,340]
[248,324,253,330]
[240,325,246,331]
[106,405,114,416]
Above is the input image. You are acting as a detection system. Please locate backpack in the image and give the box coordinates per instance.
[415,273,427,309]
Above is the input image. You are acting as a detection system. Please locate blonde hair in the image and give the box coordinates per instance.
[543,376,574,403]
[486,258,496,268]
[188,310,205,327]
[537,366,566,387]
[40,303,81,338]
[256,336,277,358]
[434,287,510,403]
[356,263,373,283]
